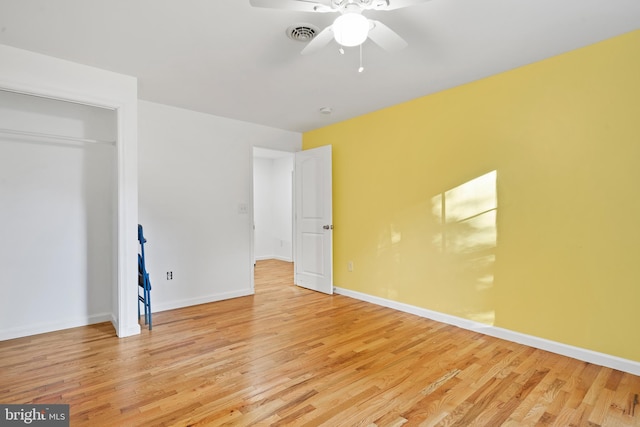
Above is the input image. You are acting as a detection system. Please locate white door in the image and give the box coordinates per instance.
[294,145,333,294]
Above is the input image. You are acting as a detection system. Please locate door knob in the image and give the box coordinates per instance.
[322,225,333,230]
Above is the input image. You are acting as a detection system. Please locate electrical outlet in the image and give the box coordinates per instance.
[347,261,353,272]
[166,271,173,280]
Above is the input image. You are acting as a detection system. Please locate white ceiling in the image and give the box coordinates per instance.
[1,0,639,133]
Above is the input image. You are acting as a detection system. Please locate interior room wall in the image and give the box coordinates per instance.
[303,30,640,363]
[272,156,294,261]
[254,157,274,260]
[0,44,138,339]
[138,101,300,312]
[0,101,115,339]
[253,153,294,261]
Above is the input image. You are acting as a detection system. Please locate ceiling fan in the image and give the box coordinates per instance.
[249,0,430,55]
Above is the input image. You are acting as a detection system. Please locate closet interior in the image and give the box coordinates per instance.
[0,89,118,340]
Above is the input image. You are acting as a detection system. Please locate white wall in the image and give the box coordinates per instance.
[272,156,294,261]
[138,101,301,312]
[254,157,275,259]
[0,89,117,141]
[0,126,115,338]
[253,154,294,261]
[0,44,138,339]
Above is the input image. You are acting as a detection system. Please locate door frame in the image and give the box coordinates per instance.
[0,76,139,338]
[251,147,296,287]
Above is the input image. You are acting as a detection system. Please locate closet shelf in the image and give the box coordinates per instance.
[0,127,116,146]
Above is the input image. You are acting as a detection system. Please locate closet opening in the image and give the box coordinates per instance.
[0,89,119,340]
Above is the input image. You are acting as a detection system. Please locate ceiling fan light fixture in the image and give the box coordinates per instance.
[332,13,369,47]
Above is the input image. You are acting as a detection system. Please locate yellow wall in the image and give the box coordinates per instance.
[303,30,640,362]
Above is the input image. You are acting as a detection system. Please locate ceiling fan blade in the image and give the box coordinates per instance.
[367,20,408,51]
[249,0,333,13]
[370,0,431,11]
[301,25,334,55]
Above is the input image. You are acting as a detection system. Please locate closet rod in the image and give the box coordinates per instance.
[0,127,116,146]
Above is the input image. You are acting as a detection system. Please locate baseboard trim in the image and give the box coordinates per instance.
[112,315,141,338]
[255,256,293,262]
[152,289,254,313]
[334,286,640,376]
[0,313,113,341]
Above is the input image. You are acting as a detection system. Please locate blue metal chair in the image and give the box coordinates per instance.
[138,224,152,330]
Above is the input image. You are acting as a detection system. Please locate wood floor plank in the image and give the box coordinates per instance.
[1,259,640,426]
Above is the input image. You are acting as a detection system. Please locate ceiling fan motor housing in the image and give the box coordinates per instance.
[331,0,388,11]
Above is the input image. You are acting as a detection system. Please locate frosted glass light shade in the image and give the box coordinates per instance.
[333,13,369,47]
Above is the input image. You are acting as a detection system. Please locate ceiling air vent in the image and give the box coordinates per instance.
[286,24,320,42]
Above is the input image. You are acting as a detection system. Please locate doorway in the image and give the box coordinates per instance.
[252,147,294,288]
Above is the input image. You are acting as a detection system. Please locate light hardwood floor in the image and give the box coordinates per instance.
[1,259,639,426]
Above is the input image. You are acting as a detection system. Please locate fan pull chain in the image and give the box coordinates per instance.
[358,44,364,73]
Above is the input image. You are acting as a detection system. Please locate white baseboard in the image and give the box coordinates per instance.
[111,315,141,338]
[152,289,254,313]
[1,290,255,341]
[255,255,293,262]
[110,314,119,337]
[0,313,113,341]
[334,286,640,376]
